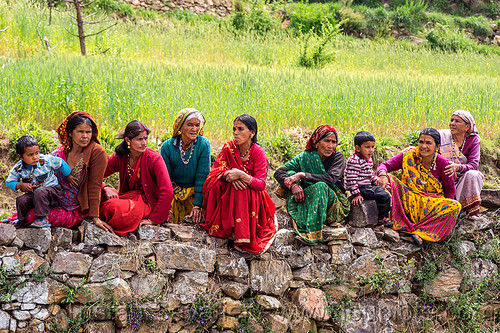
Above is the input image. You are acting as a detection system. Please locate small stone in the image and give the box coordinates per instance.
[156,241,216,273]
[16,228,51,253]
[250,260,293,297]
[33,308,49,320]
[170,271,208,304]
[21,304,36,311]
[289,317,317,333]
[0,310,10,330]
[346,200,378,227]
[222,298,244,315]
[216,255,249,278]
[323,227,348,241]
[269,314,289,333]
[424,267,463,300]
[221,281,249,299]
[0,223,16,246]
[350,228,379,248]
[290,288,330,321]
[255,295,281,310]
[12,310,30,321]
[217,315,239,329]
[138,225,171,241]
[330,243,354,264]
[52,251,93,276]
[383,228,400,243]
[458,240,476,257]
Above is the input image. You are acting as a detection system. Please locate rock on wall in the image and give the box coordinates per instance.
[121,0,232,17]
[0,202,499,333]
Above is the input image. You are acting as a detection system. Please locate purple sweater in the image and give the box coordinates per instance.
[459,135,480,173]
[376,152,456,199]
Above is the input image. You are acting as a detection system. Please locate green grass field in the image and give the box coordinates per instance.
[1,0,499,142]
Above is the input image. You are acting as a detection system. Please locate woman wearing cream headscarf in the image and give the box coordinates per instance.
[439,110,484,217]
[160,108,211,223]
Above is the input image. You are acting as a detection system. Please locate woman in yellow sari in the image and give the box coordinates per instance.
[376,128,461,245]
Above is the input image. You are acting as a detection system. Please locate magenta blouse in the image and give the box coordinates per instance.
[376,152,456,199]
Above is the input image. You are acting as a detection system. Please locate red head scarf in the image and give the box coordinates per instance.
[56,111,100,152]
[305,125,338,151]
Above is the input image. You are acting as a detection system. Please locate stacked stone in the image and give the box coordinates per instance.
[122,0,232,18]
[0,201,499,332]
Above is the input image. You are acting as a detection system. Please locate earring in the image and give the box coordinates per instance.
[127,142,131,149]
[178,130,181,135]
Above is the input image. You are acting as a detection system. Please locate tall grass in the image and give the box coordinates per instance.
[0,0,499,141]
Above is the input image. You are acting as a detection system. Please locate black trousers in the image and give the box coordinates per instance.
[16,185,64,222]
[358,185,392,220]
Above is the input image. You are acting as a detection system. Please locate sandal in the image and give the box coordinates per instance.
[412,234,423,246]
[1,219,22,229]
[31,218,51,228]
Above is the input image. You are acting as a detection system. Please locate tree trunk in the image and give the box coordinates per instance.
[74,0,86,56]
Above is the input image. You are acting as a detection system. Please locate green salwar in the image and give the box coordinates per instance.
[280,151,350,243]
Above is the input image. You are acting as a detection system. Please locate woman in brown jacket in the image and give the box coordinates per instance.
[23,112,108,228]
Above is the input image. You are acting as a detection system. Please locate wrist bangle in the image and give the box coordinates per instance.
[193,205,201,209]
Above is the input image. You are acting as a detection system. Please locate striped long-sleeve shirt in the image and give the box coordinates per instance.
[345,152,377,196]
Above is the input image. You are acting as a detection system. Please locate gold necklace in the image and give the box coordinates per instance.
[240,145,251,159]
[180,138,196,165]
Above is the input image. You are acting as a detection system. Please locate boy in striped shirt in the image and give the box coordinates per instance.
[345,131,391,224]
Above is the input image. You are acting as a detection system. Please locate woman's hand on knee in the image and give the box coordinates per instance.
[291,183,305,202]
[375,174,389,188]
[284,172,305,189]
[189,206,204,223]
[103,186,119,200]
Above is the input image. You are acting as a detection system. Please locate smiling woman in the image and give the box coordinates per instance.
[274,125,350,244]
[161,108,211,224]
[376,128,462,245]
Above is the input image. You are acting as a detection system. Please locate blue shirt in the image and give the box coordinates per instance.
[6,154,71,191]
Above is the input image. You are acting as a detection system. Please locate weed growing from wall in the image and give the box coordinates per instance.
[185,293,222,331]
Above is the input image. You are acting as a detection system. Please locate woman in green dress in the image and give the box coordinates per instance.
[274,125,350,243]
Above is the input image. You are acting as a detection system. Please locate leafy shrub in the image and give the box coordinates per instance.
[359,6,392,37]
[337,6,366,33]
[298,19,343,68]
[168,9,198,22]
[231,8,281,35]
[93,0,134,16]
[288,2,339,34]
[426,24,475,52]
[9,122,59,159]
[392,0,427,32]
[351,0,382,8]
[454,15,493,38]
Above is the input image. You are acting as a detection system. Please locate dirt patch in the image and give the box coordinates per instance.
[0,135,18,219]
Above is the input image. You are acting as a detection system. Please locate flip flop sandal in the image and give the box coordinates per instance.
[31,218,51,228]
[412,234,423,246]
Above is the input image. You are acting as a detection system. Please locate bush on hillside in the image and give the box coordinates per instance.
[426,24,476,52]
[392,0,427,33]
[231,8,282,35]
[454,15,493,38]
[337,6,367,33]
[298,19,343,68]
[359,6,392,37]
[288,2,340,34]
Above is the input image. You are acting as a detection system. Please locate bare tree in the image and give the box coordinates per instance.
[58,0,117,55]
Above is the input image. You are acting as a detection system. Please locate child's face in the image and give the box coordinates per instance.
[19,145,40,166]
[355,141,375,160]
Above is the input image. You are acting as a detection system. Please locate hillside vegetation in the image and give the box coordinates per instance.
[0,0,499,141]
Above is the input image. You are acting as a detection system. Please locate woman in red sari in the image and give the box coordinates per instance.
[100,121,173,236]
[201,114,277,254]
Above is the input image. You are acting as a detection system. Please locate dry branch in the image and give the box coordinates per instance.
[0,26,9,32]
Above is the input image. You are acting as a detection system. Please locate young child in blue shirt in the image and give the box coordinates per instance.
[6,136,72,228]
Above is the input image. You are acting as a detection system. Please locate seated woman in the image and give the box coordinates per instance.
[274,125,350,243]
[201,114,277,254]
[100,121,174,236]
[160,108,211,224]
[22,112,108,228]
[376,128,462,245]
[439,110,484,217]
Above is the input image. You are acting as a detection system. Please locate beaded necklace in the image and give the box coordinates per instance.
[127,154,135,180]
[180,138,196,165]
[452,135,467,152]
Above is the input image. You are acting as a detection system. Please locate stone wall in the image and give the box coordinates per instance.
[0,204,499,333]
[121,0,232,17]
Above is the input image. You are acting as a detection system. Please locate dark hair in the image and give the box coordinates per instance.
[66,114,96,136]
[419,128,441,146]
[354,131,376,147]
[115,120,151,156]
[234,114,258,144]
[16,135,39,156]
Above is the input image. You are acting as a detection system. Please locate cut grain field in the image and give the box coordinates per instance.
[0,0,499,141]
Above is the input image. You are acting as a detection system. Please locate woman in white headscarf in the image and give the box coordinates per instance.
[439,110,484,217]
